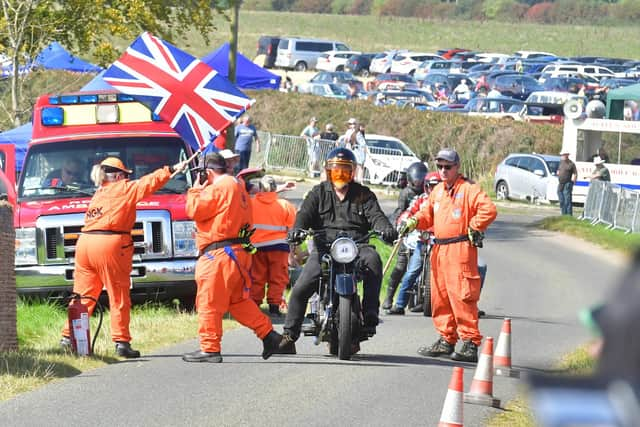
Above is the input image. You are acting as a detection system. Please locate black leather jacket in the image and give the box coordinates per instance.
[389,186,420,225]
[294,181,393,245]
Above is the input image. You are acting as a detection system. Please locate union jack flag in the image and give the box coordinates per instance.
[103,32,253,151]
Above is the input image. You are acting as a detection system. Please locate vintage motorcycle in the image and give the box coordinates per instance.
[296,229,380,361]
[404,230,434,317]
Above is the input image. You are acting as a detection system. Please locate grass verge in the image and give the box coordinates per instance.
[0,299,236,401]
[537,215,640,255]
[488,346,597,427]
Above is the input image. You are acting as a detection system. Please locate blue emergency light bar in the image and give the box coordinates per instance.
[48,93,137,105]
[41,107,64,125]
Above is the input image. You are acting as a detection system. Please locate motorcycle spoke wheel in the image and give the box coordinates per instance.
[338,295,353,360]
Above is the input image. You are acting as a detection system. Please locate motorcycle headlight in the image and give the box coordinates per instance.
[330,237,358,264]
[172,221,198,257]
[15,227,37,266]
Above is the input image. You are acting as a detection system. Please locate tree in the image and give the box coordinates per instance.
[0,1,224,127]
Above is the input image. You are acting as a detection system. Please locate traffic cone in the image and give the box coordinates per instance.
[494,318,519,378]
[464,337,501,408]
[438,366,464,427]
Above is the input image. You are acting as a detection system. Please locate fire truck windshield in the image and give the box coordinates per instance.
[18,136,192,199]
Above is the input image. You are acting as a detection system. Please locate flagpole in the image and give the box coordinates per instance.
[226,0,241,152]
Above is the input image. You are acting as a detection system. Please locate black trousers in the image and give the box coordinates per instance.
[387,245,410,297]
[283,245,383,340]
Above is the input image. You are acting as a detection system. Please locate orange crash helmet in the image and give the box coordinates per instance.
[325,148,356,189]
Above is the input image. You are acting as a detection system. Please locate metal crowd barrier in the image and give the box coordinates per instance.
[251,131,409,186]
[581,181,640,234]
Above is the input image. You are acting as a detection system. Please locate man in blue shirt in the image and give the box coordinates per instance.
[234,115,260,173]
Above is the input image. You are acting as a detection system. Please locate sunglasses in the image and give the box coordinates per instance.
[436,164,455,170]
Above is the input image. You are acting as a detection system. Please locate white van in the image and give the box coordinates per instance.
[275,37,350,71]
[540,63,615,82]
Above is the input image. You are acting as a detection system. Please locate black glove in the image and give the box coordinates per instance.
[381,227,398,244]
[287,229,306,245]
[468,227,485,248]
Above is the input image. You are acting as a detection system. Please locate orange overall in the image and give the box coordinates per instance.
[414,176,497,346]
[62,167,172,342]
[186,174,272,353]
[250,192,297,306]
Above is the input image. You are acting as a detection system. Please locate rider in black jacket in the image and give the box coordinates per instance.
[382,162,427,309]
[278,148,397,353]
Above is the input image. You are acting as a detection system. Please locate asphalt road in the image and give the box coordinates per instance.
[0,180,628,427]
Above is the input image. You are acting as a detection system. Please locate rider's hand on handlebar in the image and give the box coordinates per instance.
[398,217,418,237]
[287,228,306,245]
[381,227,398,244]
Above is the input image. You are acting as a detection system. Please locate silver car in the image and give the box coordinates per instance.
[494,153,560,203]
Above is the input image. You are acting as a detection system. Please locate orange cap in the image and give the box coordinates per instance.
[100,157,132,174]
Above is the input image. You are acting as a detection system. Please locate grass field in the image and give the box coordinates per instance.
[192,11,640,61]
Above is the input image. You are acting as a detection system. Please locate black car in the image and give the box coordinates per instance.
[256,36,280,69]
[344,53,376,77]
[493,74,543,100]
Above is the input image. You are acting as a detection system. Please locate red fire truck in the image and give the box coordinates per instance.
[13,91,198,302]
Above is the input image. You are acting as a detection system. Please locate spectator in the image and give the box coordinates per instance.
[319,123,339,142]
[557,150,577,216]
[453,79,471,102]
[349,122,368,183]
[589,156,611,182]
[301,117,320,177]
[234,115,260,173]
[339,117,359,149]
[219,149,241,175]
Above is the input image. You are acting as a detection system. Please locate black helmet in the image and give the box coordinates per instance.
[406,162,428,192]
[325,148,356,189]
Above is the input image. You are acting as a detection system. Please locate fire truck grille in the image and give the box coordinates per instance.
[38,212,171,264]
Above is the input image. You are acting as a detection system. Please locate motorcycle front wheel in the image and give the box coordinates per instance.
[338,295,353,360]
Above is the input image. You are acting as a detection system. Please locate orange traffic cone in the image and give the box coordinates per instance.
[464,337,501,408]
[494,318,519,378]
[438,366,464,427]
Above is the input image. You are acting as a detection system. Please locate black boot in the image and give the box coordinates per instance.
[385,306,405,315]
[382,283,399,310]
[450,340,479,363]
[278,333,297,355]
[182,350,223,363]
[262,330,288,359]
[115,341,141,359]
[417,337,455,358]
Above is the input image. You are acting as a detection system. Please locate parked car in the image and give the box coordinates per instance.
[374,90,439,110]
[344,53,376,76]
[519,91,587,125]
[463,97,525,120]
[540,63,615,83]
[315,50,361,72]
[362,134,421,185]
[493,74,543,100]
[275,37,350,71]
[366,73,418,92]
[494,153,561,203]
[256,36,280,68]
[414,60,460,80]
[437,48,470,60]
[390,52,443,75]
[369,50,406,74]
[297,82,349,99]
[513,50,557,59]
[305,71,364,94]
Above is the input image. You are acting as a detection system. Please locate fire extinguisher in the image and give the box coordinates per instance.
[67,292,103,356]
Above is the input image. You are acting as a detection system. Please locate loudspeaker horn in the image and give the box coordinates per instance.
[563,98,585,120]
